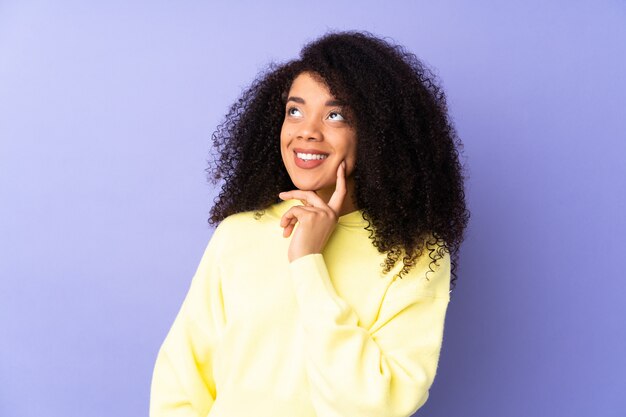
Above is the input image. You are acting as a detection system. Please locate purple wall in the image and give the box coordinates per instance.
[1,1,624,416]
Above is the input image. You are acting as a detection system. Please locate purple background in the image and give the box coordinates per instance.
[1,1,625,416]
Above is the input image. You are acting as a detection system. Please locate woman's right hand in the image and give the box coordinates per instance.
[278,160,347,262]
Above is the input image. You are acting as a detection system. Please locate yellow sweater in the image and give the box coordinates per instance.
[150,198,451,417]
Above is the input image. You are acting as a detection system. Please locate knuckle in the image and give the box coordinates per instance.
[322,209,336,221]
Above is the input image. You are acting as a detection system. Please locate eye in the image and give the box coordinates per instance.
[287,106,302,117]
[328,111,346,121]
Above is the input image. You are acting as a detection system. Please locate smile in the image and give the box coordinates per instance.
[296,152,328,160]
[293,150,329,169]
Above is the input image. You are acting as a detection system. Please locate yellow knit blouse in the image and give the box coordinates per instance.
[150,198,451,417]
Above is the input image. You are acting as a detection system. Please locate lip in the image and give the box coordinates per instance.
[293,148,329,155]
[293,149,330,169]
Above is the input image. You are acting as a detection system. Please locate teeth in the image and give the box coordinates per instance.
[296,152,328,161]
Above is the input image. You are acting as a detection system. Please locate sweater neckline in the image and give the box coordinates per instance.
[267,199,369,228]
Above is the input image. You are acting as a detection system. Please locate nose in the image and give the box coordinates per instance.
[295,117,323,142]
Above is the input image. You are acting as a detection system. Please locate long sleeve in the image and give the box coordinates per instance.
[289,251,451,417]
[150,225,227,417]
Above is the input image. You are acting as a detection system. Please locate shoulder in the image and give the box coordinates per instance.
[212,199,295,237]
[211,210,261,243]
[388,239,451,301]
[418,247,451,299]
[214,210,261,234]
[208,206,280,255]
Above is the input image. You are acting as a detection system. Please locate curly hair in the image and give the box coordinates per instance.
[206,30,470,293]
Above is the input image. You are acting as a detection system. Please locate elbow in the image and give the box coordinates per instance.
[339,370,433,417]
[374,358,434,417]
[382,378,431,417]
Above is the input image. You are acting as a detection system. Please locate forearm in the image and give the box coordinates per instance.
[289,253,450,417]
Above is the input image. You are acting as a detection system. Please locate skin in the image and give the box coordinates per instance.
[278,71,359,262]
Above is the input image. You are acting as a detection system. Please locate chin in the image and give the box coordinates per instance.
[292,178,333,193]
[294,183,322,192]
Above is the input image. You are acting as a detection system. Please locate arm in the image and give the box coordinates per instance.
[149,225,227,417]
[289,251,451,417]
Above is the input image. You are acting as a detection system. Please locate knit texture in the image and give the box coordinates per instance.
[150,199,451,417]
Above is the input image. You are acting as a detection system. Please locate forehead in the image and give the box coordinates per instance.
[288,72,333,97]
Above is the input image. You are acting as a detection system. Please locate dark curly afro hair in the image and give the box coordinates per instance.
[206,30,470,293]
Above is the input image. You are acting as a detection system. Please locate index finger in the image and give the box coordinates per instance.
[278,189,325,208]
[327,160,347,214]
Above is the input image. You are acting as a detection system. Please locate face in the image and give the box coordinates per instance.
[280,72,357,197]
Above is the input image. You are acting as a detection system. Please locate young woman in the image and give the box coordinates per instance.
[150,30,469,417]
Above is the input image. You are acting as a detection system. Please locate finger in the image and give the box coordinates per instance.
[327,160,347,214]
[280,205,317,228]
[279,190,325,208]
[287,217,297,231]
[283,223,294,238]
[280,210,296,228]
[281,215,297,237]
[281,207,317,238]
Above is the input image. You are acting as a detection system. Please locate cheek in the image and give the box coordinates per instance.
[280,130,291,165]
[347,136,358,161]
[347,138,358,173]
[280,124,290,147]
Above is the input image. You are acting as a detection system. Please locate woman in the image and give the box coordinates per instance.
[150,30,469,417]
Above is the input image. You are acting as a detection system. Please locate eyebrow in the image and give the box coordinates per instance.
[286,96,345,107]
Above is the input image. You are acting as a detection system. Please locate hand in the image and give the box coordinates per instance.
[278,160,347,263]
